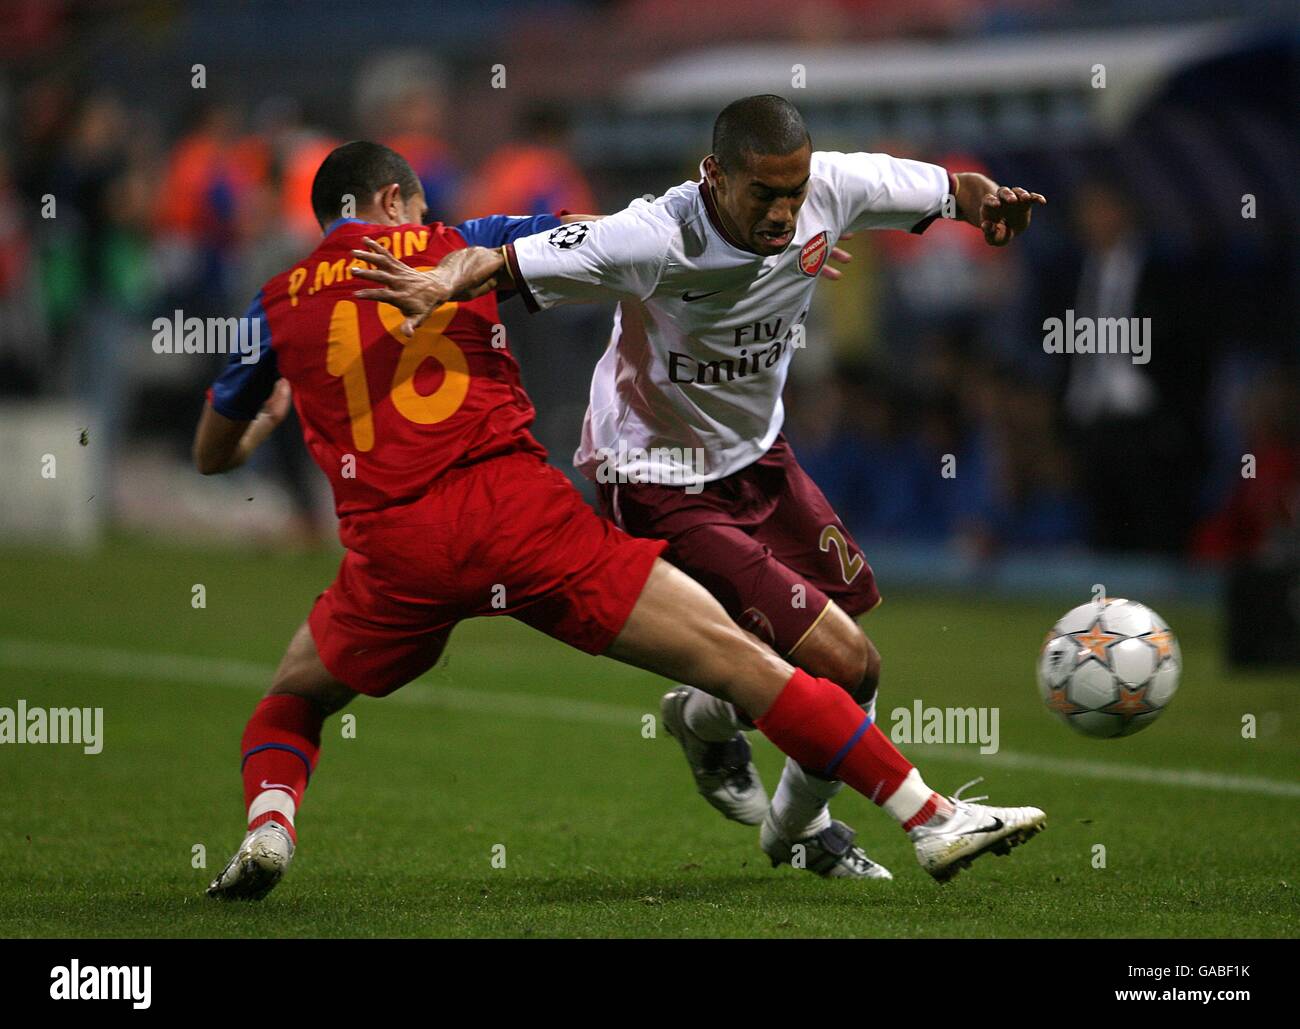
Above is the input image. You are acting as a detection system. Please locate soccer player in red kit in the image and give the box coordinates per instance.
[197,141,1044,899]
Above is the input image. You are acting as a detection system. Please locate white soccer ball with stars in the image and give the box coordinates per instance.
[1037,598,1180,738]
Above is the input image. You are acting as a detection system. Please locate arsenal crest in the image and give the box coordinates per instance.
[799,231,829,276]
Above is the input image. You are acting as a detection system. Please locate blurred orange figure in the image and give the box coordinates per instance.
[459,106,596,219]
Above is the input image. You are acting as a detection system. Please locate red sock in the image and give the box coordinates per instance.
[755,669,948,829]
[240,694,323,844]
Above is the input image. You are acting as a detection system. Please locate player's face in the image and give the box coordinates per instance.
[395,186,429,226]
[713,144,812,256]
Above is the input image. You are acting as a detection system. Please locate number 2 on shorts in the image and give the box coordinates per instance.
[819,524,864,585]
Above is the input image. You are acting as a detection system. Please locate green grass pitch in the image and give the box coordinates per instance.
[0,536,1295,937]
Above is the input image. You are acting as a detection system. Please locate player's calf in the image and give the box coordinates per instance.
[208,620,356,899]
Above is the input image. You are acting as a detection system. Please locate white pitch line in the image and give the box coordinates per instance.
[1,637,1296,798]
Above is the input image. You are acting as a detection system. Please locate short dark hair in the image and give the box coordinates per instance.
[310,141,422,227]
[712,95,810,174]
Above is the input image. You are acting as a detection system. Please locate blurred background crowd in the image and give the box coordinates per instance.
[0,0,1295,615]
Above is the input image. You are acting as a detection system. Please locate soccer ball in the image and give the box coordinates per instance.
[1036,598,1180,738]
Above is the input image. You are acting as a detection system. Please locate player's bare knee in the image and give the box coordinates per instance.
[267,621,355,715]
[799,624,876,703]
[832,631,871,698]
[268,674,355,716]
[856,637,881,707]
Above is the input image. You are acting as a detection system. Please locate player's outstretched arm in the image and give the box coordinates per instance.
[193,378,293,475]
[952,172,1046,247]
[351,237,510,337]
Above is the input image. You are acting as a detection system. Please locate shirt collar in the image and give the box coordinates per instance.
[697,161,752,254]
[323,217,364,237]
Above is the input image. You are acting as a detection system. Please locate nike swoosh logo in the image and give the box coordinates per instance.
[260,780,298,796]
[681,290,723,302]
[958,817,1004,836]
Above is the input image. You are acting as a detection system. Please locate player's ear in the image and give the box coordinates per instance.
[376,182,403,223]
[703,155,724,192]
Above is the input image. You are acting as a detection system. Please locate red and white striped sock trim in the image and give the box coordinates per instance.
[248,788,297,844]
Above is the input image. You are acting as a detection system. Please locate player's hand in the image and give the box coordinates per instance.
[819,232,854,281]
[351,238,499,336]
[350,238,455,336]
[260,378,292,427]
[233,378,292,467]
[979,187,1046,246]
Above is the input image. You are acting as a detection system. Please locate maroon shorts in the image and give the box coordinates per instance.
[310,451,666,696]
[596,434,879,656]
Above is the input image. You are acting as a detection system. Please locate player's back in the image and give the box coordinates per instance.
[250,219,546,520]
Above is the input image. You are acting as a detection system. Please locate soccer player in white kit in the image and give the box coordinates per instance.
[352,95,1047,881]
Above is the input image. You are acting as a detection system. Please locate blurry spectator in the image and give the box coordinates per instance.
[874,148,1003,347]
[0,146,44,393]
[459,106,596,219]
[1194,374,1300,562]
[355,52,460,220]
[155,101,266,314]
[1045,174,1215,554]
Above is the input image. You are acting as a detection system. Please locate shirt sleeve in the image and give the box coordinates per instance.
[205,292,278,421]
[814,151,952,235]
[505,202,672,312]
[452,213,563,248]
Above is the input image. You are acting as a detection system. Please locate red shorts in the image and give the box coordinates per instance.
[597,434,879,655]
[310,451,666,696]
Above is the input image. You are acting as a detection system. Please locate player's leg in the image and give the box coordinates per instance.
[209,541,455,900]
[614,502,889,875]
[601,557,1046,881]
[745,438,892,870]
[604,559,792,715]
[208,619,362,899]
[757,601,886,873]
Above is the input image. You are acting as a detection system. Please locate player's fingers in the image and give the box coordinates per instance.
[829,245,852,264]
[350,267,394,284]
[353,239,401,268]
[819,265,843,281]
[982,192,1001,210]
[998,186,1016,203]
[354,287,402,304]
[1029,192,1047,205]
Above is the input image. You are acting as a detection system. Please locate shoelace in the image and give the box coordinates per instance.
[950,776,989,805]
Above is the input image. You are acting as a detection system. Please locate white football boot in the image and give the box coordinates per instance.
[910,778,1046,883]
[760,811,893,879]
[206,821,295,900]
[661,687,769,825]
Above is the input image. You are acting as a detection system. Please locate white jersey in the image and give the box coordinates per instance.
[509,151,951,485]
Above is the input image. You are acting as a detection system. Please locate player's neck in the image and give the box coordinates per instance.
[706,182,758,256]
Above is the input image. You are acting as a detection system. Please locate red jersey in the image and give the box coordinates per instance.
[207,214,562,521]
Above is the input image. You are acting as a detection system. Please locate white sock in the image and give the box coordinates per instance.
[769,755,840,840]
[248,788,297,832]
[680,685,741,742]
[768,691,878,840]
[883,768,953,829]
